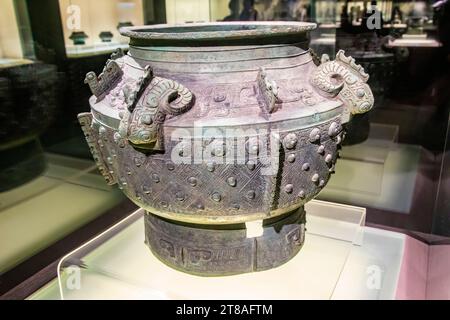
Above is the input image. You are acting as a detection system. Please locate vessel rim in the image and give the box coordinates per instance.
[119,22,317,42]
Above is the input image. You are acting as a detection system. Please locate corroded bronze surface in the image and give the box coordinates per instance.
[145,208,306,276]
[78,22,374,275]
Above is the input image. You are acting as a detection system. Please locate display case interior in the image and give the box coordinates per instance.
[0,0,130,293]
[0,0,449,301]
[164,0,212,23]
[58,0,144,57]
[335,0,438,38]
[0,0,34,66]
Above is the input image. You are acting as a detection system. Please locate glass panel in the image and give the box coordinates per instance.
[0,0,449,300]
[313,0,450,241]
[57,201,372,300]
[0,154,124,274]
[0,0,127,280]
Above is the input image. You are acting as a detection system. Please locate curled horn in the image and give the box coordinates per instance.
[119,74,194,152]
[156,80,194,115]
[310,61,348,97]
[311,50,374,117]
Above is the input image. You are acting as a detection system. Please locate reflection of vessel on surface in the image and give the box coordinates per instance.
[79,22,374,276]
[0,63,59,191]
[310,23,337,59]
[0,139,46,192]
[337,6,395,145]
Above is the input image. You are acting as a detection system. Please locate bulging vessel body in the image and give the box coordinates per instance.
[79,22,374,225]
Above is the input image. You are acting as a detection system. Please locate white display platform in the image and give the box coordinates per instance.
[0,58,33,68]
[49,201,405,300]
[66,43,128,58]
[310,37,335,46]
[387,38,442,48]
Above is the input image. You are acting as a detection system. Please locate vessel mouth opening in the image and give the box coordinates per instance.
[124,22,315,34]
[120,22,316,46]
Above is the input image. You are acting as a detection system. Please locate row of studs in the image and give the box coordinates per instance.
[98,122,342,210]
[112,147,336,207]
[100,118,342,152]
[280,123,342,201]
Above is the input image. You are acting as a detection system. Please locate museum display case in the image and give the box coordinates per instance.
[58,0,144,57]
[0,0,128,293]
[0,0,60,192]
[0,0,449,301]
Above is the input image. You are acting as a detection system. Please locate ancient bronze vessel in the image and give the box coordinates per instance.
[69,31,89,45]
[99,31,114,43]
[78,22,374,276]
